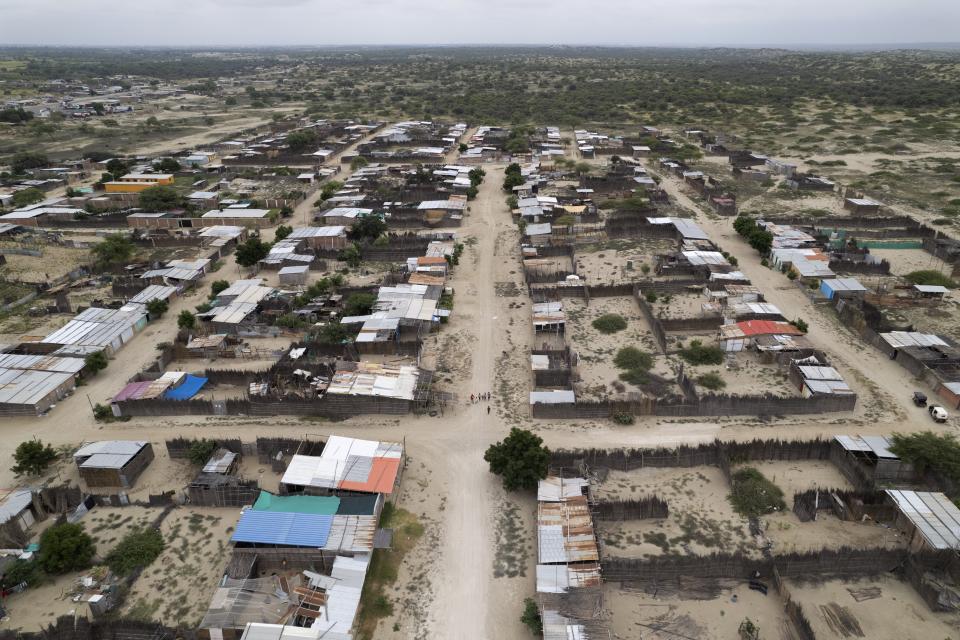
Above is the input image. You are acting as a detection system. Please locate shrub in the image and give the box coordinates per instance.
[210,280,230,298]
[188,439,218,466]
[84,351,108,375]
[592,314,627,334]
[484,428,550,491]
[344,292,376,316]
[790,318,809,333]
[696,372,727,390]
[92,403,112,421]
[177,310,196,330]
[614,347,653,372]
[0,558,44,590]
[645,291,658,303]
[145,298,168,317]
[38,523,95,574]
[612,412,635,425]
[521,597,543,634]
[12,439,58,476]
[889,432,960,490]
[728,467,786,517]
[105,528,164,576]
[678,340,724,365]
[905,270,956,289]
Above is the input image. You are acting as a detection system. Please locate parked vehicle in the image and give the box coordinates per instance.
[929,405,949,423]
[912,391,928,407]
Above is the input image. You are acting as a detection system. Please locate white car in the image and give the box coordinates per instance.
[929,405,949,423]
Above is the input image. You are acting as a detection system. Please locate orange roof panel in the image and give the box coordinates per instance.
[338,457,400,494]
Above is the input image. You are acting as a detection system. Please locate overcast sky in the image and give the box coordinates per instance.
[1,0,958,48]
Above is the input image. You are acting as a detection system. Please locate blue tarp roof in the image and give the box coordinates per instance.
[231,510,333,547]
[164,375,207,400]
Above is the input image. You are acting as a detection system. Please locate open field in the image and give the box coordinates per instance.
[595,467,752,557]
[604,581,794,640]
[785,575,960,640]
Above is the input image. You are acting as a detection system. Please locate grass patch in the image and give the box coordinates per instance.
[592,313,627,334]
[614,346,653,387]
[106,528,164,576]
[696,372,727,390]
[728,467,786,518]
[678,340,724,366]
[355,503,423,640]
[905,269,956,289]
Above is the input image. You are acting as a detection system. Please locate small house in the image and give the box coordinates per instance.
[820,278,867,301]
[912,284,948,301]
[0,489,41,546]
[885,490,960,552]
[278,265,309,286]
[844,197,881,215]
[74,441,154,489]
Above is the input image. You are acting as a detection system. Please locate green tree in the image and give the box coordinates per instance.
[145,116,160,128]
[343,292,376,316]
[225,96,238,106]
[484,428,550,491]
[105,158,129,180]
[11,151,48,174]
[286,130,318,153]
[350,156,369,171]
[90,234,135,267]
[210,280,230,298]
[348,216,387,242]
[12,438,58,476]
[274,224,293,241]
[84,351,108,375]
[145,298,169,317]
[314,322,351,345]
[38,523,95,574]
[11,188,44,208]
[338,243,362,268]
[138,185,181,211]
[105,528,164,576]
[153,157,181,173]
[520,598,543,634]
[177,310,196,330]
[235,236,271,267]
[188,439,218,466]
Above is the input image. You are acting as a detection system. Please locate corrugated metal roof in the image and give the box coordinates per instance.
[538,477,588,502]
[537,495,599,564]
[0,368,75,406]
[536,563,602,593]
[231,510,333,547]
[886,490,960,550]
[0,489,34,525]
[879,332,949,349]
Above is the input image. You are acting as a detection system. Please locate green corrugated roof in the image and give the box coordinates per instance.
[252,492,340,515]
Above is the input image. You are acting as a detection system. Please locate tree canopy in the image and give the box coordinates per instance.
[235,236,272,267]
[484,428,550,491]
[347,215,387,242]
[38,523,95,574]
[11,188,44,208]
[90,234,135,268]
[12,438,58,476]
[138,185,181,211]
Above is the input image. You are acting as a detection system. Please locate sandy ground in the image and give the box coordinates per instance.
[604,581,795,640]
[0,245,93,283]
[574,238,674,283]
[785,575,960,640]
[595,467,752,557]
[868,248,951,277]
[747,460,852,498]
[685,351,798,397]
[121,507,235,625]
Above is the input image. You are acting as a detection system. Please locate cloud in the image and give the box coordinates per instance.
[0,0,958,46]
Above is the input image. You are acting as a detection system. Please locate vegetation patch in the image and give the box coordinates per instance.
[679,340,724,366]
[905,270,957,289]
[728,467,786,518]
[592,313,627,334]
[355,503,424,640]
[890,432,960,498]
[696,372,727,391]
[105,528,165,576]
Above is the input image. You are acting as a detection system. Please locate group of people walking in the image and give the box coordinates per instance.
[470,392,492,413]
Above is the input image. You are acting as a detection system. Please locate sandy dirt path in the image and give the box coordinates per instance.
[654,167,915,421]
